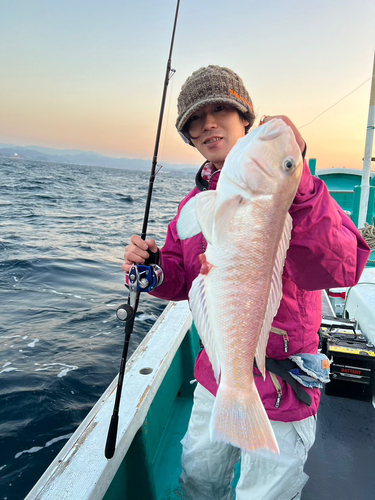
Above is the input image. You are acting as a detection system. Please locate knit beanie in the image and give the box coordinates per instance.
[176,65,254,144]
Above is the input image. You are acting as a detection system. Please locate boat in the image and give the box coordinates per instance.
[24,278,375,500]
[25,300,199,500]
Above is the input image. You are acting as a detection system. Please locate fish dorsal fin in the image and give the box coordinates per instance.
[214,195,242,240]
[189,273,221,383]
[176,191,217,244]
[255,213,293,379]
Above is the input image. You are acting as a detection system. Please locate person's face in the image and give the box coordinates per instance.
[186,103,249,170]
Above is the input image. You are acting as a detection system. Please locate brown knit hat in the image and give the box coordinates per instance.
[176,65,254,143]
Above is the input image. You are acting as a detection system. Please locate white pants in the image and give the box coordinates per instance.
[180,383,316,500]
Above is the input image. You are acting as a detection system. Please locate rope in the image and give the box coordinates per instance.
[360,224,375,248]
[359,223,375,263]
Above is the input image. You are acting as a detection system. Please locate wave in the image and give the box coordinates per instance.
[34,363,78,378]
[14,433,73,459]
[115,193,134,202]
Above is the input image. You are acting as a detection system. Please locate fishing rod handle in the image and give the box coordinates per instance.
[105,413,119,459]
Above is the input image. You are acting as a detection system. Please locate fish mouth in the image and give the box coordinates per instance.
[259,119,287,141]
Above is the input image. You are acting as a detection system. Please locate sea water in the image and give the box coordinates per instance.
[0,158,194,500]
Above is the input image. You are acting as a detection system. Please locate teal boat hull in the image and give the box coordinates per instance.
[103,325,199,500]
[313,164,375,266]
[313,164,375,227]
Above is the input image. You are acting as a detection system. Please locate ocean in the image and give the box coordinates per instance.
[0,158,195,500]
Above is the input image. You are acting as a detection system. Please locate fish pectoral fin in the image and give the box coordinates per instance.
[214,195,242,240]
[195,191,217,244]
[176,197,201,239]
[255,213,293,379]
[189,273,221,382]
[177,191,216,242]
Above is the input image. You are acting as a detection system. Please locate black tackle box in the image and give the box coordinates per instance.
[320,315,375,401]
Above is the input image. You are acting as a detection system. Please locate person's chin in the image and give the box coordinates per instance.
[206,149,227,166]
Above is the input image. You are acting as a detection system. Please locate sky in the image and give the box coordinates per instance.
[1,0,375,170]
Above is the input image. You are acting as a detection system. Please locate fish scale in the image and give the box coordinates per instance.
[207,204,283,422]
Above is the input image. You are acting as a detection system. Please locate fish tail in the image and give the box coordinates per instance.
[210,381,279,454]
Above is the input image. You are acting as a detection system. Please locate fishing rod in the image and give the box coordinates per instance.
[105,0,181,460]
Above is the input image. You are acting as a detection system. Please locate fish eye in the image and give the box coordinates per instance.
[283,158,295,172]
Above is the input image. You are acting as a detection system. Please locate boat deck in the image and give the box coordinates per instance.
[302,291,375,499]
[149,292,375,499]
[106,373,375,499]
[303,394,375,500]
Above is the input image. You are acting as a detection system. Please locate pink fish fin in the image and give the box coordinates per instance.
[210,379,279,454]
[189,273,221,382]
[176,196,200,240]
[176,191,216,244]
[195,191,217,244]
[255,213,293,379]
[199,254,213,275]
[214,195,242,241]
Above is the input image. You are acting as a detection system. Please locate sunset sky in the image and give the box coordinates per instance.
[1,0,375,170]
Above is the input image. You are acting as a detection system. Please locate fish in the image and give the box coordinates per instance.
[176,118,303,454]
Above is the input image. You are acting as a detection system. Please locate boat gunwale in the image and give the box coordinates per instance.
[25,300,192,500]
[316,167,375,177]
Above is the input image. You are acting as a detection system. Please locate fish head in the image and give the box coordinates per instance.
[221,118,303,205]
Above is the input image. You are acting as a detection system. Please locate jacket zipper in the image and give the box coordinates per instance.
[270,372,283,408]
[270,326,289,353]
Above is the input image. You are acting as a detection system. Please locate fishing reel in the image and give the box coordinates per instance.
[127,263,164,296]
[116,263,164,323]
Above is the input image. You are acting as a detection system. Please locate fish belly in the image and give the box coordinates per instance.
[204,200,284,453]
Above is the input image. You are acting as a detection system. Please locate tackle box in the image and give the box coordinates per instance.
[320,315,375,401]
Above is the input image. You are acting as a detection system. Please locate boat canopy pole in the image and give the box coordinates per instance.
[358,50,375,228]
[105,0,181,460]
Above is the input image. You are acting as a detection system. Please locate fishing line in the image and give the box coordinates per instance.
[159,70,175,168]
[299,75,374,129]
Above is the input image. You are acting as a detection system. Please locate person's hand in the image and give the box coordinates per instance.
[122,235,158,273]
[260,115,306,154]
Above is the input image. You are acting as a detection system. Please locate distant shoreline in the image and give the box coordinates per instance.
[0,154,196,176]
[0,144,198,173]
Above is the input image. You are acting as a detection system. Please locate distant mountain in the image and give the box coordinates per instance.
[0,143,198,173]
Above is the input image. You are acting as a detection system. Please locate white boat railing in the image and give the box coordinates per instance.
[25,301,192,500]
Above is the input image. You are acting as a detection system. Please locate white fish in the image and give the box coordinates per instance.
[177,119,303,454]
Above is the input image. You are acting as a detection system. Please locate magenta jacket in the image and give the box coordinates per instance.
[151,160,370,422]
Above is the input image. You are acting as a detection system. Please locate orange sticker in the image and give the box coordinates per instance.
[322,359,330,370]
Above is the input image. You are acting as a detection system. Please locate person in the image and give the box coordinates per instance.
[123,65,370,500]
